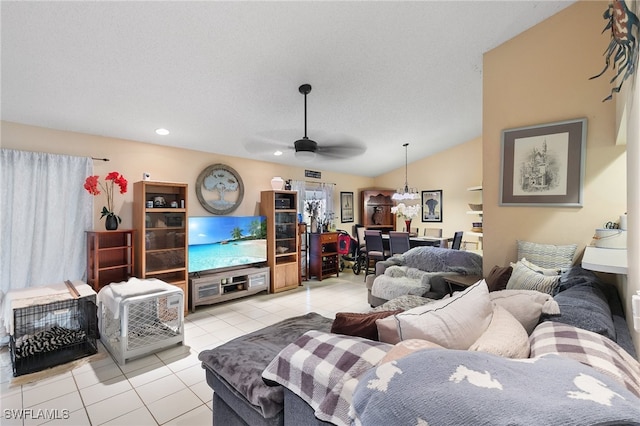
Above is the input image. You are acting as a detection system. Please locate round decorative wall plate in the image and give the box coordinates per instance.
[195,163,244,214]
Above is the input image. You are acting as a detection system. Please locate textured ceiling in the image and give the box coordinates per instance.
[1,1,575,177]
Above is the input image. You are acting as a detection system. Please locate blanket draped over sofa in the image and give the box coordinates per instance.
[369,247,483,304]
[351,349,640,426]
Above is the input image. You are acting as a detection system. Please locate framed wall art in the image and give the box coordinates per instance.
[195,163,245,214]
[500,118,586,206]
[340,191,354,223]
[421,190,442,222]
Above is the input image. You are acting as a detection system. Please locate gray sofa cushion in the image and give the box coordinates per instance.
[198,312,332,420]
[543,282,615,341]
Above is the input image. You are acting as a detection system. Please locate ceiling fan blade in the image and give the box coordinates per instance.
[244,129,299,155]
[316,140,367,159]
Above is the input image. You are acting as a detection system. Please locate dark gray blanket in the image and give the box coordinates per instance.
[388,246,483,275]
[198,312,333,419]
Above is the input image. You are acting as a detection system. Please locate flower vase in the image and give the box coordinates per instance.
[311,217,318,233]
[105,215,119,231]
[405,219,412,234]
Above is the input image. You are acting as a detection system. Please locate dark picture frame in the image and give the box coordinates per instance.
[340,191,354,223]
[421,190,442,222]
[500,118,586,206]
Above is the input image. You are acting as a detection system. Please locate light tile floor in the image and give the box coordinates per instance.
[0,270,370,425]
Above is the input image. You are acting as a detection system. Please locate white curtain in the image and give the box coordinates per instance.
[290,179,306,214]
[320,183,335,222]
[0,149,93,294]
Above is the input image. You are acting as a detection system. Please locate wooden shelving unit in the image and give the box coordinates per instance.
[133,181,189,314]
[360,189,396,232]
[260,190,299,293]
[308,232,339,281]
[86,229,134,292]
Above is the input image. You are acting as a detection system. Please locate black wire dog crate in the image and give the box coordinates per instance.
[10,296,98,377]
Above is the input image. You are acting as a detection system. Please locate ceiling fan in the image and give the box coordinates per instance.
[245,83,366,162]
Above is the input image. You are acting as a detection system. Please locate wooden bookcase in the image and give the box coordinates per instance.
[86,229,134,292]
[308,232,339,281]
[133,181,188,314]
[260,190,299,293]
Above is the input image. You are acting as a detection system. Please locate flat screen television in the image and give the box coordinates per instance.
[188,215,267,274]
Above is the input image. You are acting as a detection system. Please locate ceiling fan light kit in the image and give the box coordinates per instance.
[392,142,419,200]
[294,137,317,161]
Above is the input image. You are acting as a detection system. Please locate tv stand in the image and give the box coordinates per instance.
[189,266,270,312]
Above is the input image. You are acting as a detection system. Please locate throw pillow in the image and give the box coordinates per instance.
[530,321,640,399]
[392,280,493,350]
[378,339,443,365]
[519,257,561,276]
[376,315,401,344]
[516,240,577,269]
[490,289,560,334]
[485,265,512,292]
[331,310,403,341]
[469,305,530,358]
[506,260,560,295]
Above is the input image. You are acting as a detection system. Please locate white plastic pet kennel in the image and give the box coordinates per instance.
[98,279,184,365]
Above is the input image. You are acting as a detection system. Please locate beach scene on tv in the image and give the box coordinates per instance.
[188,215,267,273]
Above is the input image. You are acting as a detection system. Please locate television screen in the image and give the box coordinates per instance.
[188,215,267,273]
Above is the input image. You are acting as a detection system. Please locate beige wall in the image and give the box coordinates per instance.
[373,137,483,243]
[483,0,637,354]
[0,121,375,229]
[483,0,626,266]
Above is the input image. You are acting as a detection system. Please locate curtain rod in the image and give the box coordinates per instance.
[91,157,110,161]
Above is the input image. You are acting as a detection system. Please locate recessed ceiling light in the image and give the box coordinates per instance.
[155,128,170,135]
[274,150,283,156]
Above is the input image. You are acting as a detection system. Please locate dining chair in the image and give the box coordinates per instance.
[423,228,443,238]
[451,231,464,250]
[388,231,411,255]
[364,230,389,278]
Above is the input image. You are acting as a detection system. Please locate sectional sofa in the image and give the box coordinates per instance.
[199,263,640,425]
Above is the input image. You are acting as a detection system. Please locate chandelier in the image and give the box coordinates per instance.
[392,143,419,200]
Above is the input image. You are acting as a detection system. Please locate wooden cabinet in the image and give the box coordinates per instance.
[86,230,134,292]
[260,190,299,293]
[133,181,188,313]
[360,189,396,232]
[308,232,339,281]
[189,266,269,312]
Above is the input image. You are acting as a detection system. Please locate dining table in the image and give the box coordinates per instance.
[381,233,451,249]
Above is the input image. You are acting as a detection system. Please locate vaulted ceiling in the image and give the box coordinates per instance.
[1,1,575,177]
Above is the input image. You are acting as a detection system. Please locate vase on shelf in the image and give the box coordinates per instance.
[271,176,284,190]
[311,217,318,233]
[404,219,412,234]
[105,214,119,231]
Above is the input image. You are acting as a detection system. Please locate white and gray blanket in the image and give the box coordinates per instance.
[351,349,640,426]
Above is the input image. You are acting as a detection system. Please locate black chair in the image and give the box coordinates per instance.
[351,224,368,275]
[451,231,464,250]
[364,230,389,278]
[388,231,411,255]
